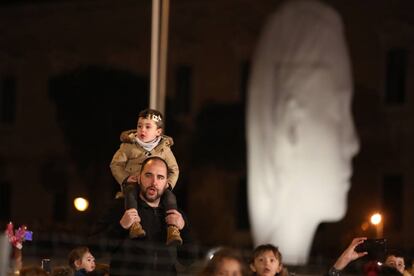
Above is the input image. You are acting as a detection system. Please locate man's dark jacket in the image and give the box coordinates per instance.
[90,196,196,276]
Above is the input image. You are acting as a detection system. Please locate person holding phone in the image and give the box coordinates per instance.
[327,237,368,276]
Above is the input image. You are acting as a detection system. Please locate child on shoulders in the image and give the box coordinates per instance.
[110,108,182,245]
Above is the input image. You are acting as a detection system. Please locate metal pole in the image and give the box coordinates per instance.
[150,0,160,110]
[150,0,169,116]
[158,0,170,115]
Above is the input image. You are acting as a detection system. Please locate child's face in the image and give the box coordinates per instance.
[385,255,405,274]
[251,250,282,276]
[137,117,162,143]
[76,251,96,272]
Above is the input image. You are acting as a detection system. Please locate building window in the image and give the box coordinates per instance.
[385,48,407,104]
[382,174,403,233]
[174,65,192,115]
[0,76,17,124]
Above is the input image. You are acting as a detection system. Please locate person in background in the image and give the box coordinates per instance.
[384,250,411,276]
[68,246,96,276]
[199,247,249,276]
[250,244,289,276]
[327,237,368,276]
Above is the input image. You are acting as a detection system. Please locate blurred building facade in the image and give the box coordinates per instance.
[1,0,414,262]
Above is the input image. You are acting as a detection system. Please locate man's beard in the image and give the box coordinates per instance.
[142,185,164,203]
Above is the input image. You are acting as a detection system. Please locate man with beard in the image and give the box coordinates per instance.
[92,156,196,276]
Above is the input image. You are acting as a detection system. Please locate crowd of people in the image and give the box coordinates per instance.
[15,239,414,275]
[8,109,414,275]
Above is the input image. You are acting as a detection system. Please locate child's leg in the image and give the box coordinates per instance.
[161,189,183,246]
[124,184,138,209]
[161,188,178,211]
[123,184,146,238]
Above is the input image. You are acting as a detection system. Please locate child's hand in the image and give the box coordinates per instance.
[126,175,138,183]
[120,208,141,229]
[165,210,185,230]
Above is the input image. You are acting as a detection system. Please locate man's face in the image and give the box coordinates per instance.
[385,255,405,274]
[138,159,168,205]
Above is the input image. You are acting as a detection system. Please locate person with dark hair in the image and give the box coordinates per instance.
[199,247,249,276]
[110,108,181,245]
[250,244,288,276]
[68,246,96,276]
[327,238,411,276]
[384,250,409,275]
[94,156,196,276]
[327,237,368,276]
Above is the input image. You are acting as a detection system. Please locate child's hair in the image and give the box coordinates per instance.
[68,246,90,269]
[138,108,164,130]
[200,247,248,276]
[251,244,282,264]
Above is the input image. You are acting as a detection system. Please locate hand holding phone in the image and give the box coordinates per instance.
[355,238,387,259]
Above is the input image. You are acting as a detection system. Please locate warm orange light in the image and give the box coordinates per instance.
[361,221,369,231]
[74,197,89,212]
[370,213,382,225]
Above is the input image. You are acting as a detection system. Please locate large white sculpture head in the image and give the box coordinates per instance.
[247,0,359,264]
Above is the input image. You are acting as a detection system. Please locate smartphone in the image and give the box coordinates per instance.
[41,259,51,273]
[355,238,387,259]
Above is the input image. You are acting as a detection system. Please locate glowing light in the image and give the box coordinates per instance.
[370,213,382,225]
[74,197,89,212]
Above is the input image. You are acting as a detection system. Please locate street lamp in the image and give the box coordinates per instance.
[74,197,89,212]
[370,212,383,238]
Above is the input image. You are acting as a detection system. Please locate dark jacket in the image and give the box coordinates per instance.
[75,269,87,276]
[110,132,179,189]
[91,197,196,276]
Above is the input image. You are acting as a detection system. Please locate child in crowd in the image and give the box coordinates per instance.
[68,246,96,276]
[110,108,181,245]
[250,244,288,276]
[199,247,249,276]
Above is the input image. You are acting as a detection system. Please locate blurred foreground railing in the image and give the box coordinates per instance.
[3,230,412,275]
